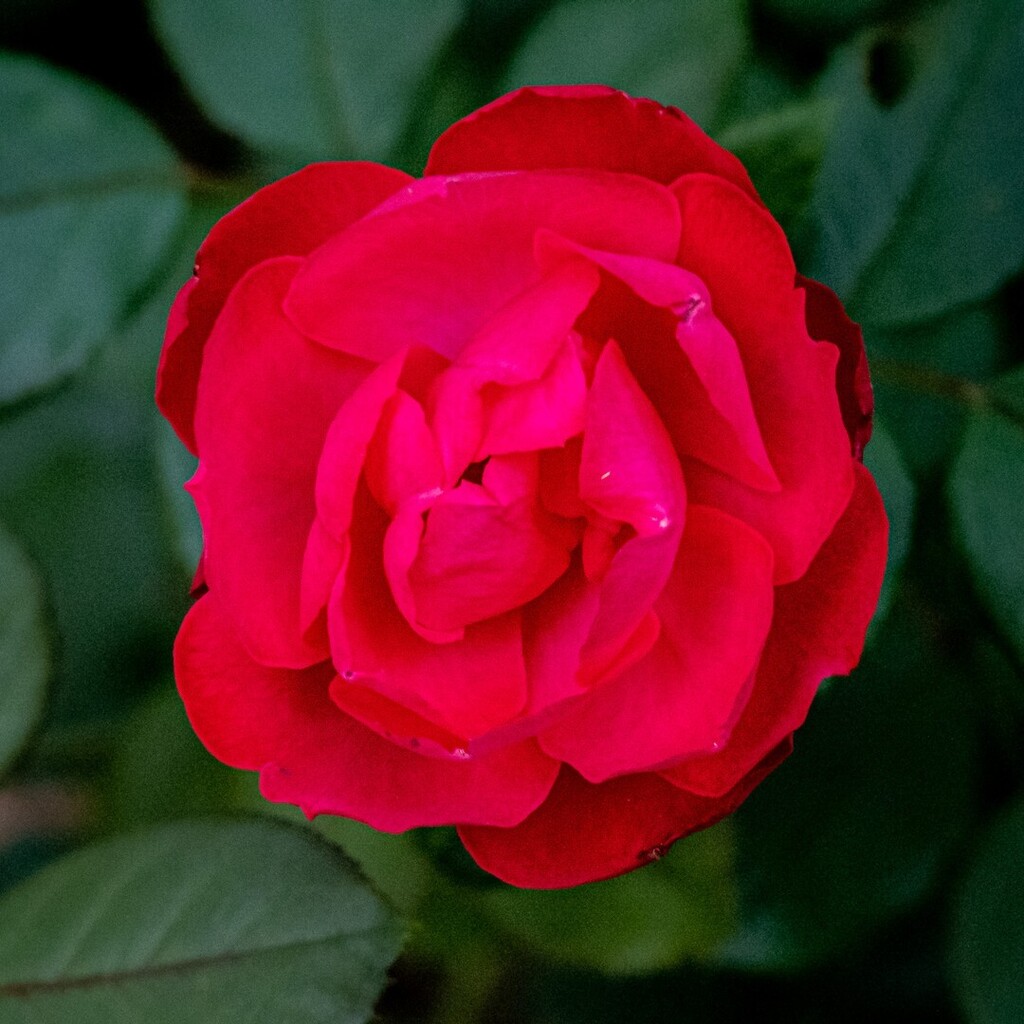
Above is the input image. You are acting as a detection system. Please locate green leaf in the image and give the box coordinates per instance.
[0,523,49,777]
[503,0,748,130]
[0,819,404,1022]
[476,824,737,975]
[759,0,893,34]
[718,602,977,971]
[718,98,833,234]
[950,795,1024,1024]
[0,376,183,725]
[231,773,433,918]
[0,52,186,407]
[808,0,1024,326]
[863,419,914,632]
[149,0,464,162]
[867,302,1004,478]
[990,364,1024,423]
[0,196,236,730]
[948,405,1024,661]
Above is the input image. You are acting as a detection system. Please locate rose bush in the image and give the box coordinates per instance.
[157,85,887,889]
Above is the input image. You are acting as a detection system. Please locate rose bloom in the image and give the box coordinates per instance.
[158,86,887,888]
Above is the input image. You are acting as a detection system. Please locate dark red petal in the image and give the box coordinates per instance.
[663,462,888,798]
[156,162,411,454]
[283,169,680,363]
[426,85,755,197]
[175,593,559,830]
[190,256,368,668]
[458,741,789,889]
[672,173,855,583]
[799,275,874,460]
[539,506,774,781]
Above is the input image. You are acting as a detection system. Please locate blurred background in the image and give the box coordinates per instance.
[0,0,1022,1020]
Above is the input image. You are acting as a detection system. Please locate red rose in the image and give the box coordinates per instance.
[158,86,887,888]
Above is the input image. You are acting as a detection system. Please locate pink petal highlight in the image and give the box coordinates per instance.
[576,341,686,679]
[537,230,779,491]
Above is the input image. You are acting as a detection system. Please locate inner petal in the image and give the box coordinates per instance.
[407,453,581,634]
[576,340,687,680]
[476,334,588,457]
[327,482,529,740]
[537,230,779,492]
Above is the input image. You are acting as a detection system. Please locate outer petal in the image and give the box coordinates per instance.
[284,169,681,363]
[190,256,368,668]
[459,743,789,889]
[673,173,855,583]
[799,275,874,460]
[663,462,888,798]
[157,162,412,453]
[539,506,774,781]
[175,593,559,830]
[426,85,755,197]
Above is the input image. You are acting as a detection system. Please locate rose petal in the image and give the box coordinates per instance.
[540,505,775,781]
[456,261,600,385]
[663,462,888,798]
[538,230,779,491]
[364,390,444,515]
[312,348,411,541]
[381,502,463,646]
[298,345,435,636]
[328,483,530,739]
[406,454,579,634]
[283,169,681,363]
[175,593,558,830]
[458,742,789,889]
[477,336,589,457]
[426,85,755,197]
[799,275,874,460]
[673,173,855,583]
[425,368,486,486]
[157,162,411,453]
[576,341,686,679]
[190,256,368,668]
